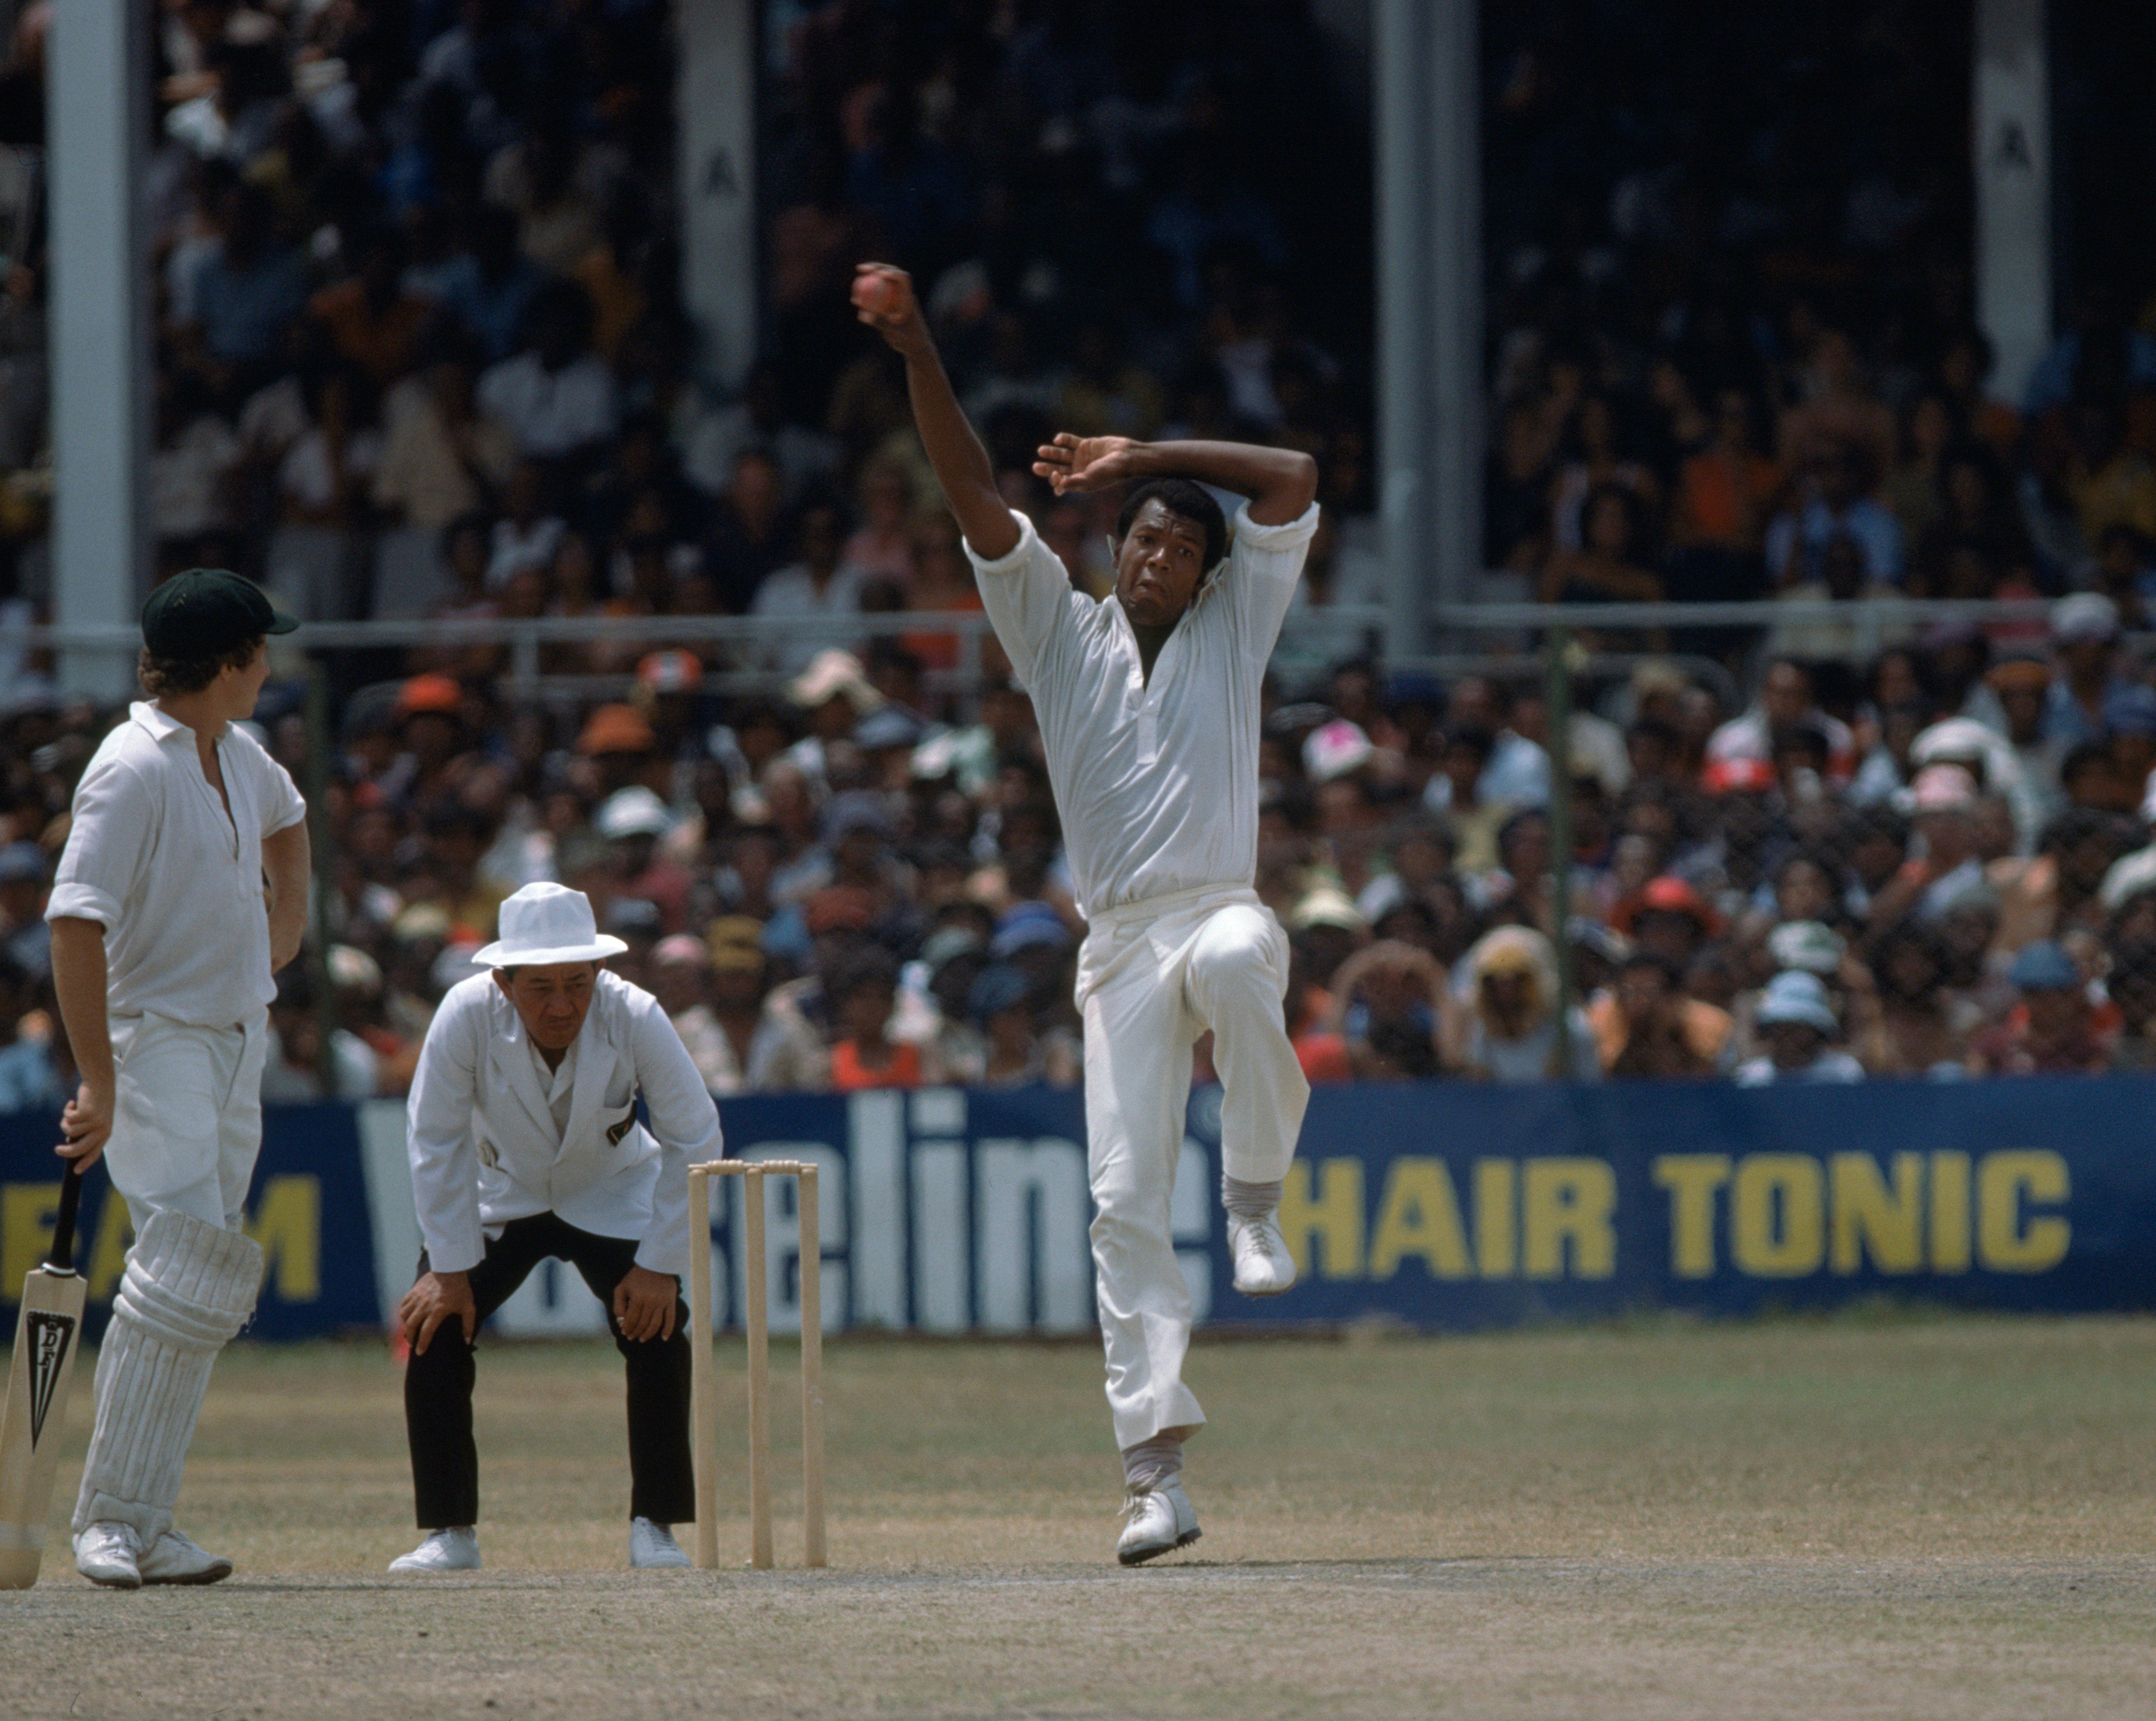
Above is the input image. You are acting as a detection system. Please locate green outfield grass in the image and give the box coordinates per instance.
[8,1315,2156,1719]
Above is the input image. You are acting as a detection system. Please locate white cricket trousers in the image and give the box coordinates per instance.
[1077,886,1309,1449]
[104,1012,268,1233]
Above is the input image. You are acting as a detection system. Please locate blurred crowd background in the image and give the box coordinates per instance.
[3,1,2156,1107]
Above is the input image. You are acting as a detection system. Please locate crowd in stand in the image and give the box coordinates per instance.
[6,589,2156,1105]
[6,3,2156,1107]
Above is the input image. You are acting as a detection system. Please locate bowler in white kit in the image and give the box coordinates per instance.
[48,568,311,1587]
[854,261,1317,1563]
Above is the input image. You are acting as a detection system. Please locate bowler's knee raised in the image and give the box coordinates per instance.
[1187,907,1282,1017]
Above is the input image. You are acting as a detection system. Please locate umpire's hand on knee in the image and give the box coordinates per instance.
[400,1270,476,1354]
[613,1266,679,1342]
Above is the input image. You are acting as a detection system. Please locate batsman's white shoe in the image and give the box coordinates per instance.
[388,1527,481,1573]
[74,1522,142,1589]
[137,1529,233,1586]
[630,1518,691,1569]
[1227,1211,1296,1297]
[1116,1481,1201,1566]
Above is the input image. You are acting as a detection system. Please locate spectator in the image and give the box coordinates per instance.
[432,204,546,365]
[0,948,59,1112]
[477,280,618,463]
[372,345,518,530]
[2047,594,2128,748]
[1452,926,1599,1082]
[1969,941,2110,1076]
[827,947,924,1091]
[1591,951,1729,1078]
[1322,940,1448,1080]
[751,496,864,671]
[1734,972,1865,1085]
[0,839,50,980]
[182,180,309,389]
[1765,444,1903,589]
[308,225,432,389]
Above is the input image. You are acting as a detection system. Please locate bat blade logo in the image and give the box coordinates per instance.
[24,1312,75,1447]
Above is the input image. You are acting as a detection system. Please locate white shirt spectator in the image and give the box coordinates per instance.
[477,351,618,460]
[750,561,868,673]
[278,425,382,513]
[487,514,566,590]
[965,501,1318,918]
[149,415,242,540]
[405,969,722,1277]
[47,702,307,1027]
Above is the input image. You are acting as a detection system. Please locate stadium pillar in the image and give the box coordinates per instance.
[45,0,149,698]
[1973,0,2051,406]
[676,0,758,392]
[1376,0,1481,662]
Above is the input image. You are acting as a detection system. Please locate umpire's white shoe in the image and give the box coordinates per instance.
[1227,1211,1296,1296]
[137,1528,233,1586]
[74,1522,141,1589]
[1116,1481,1201,1566]
[630,1518,691,1569]
[388,1527,481,1573]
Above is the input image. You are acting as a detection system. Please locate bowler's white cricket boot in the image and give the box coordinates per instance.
[1227,1211,1296,1296]
[630,1518,691,1568]
[388,1527,481,1573]
[137,1528,233,1585]
[74,1521,142,1589]
[1116,1480,1201,1566]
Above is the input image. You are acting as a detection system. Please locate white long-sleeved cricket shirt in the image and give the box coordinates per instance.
[404,969,723,1276]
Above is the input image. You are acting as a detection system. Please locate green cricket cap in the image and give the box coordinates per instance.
[141,568,299,658]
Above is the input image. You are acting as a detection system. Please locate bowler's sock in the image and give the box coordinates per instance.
[1120,1432,1185,1496]
[1222,1175,1283,1219]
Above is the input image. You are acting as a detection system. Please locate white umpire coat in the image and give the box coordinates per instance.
[405,970,722,1278]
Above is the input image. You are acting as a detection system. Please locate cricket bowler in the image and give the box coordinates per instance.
[48,568,310,1587]
[391,881,721,1573]
[855,261,1317,1564]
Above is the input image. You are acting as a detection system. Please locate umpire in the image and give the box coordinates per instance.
[391,882,722,1571]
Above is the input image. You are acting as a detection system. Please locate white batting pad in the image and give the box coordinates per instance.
[72,1211,264,1544]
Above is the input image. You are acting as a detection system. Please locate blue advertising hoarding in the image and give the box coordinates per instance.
[1,1078,2152,1338]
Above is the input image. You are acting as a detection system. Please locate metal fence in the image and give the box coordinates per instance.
[0,593,2068,709]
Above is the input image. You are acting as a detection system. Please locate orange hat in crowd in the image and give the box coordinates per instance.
[576,703,657,755]
[396,674,462,719]
[1611,875,1726,938]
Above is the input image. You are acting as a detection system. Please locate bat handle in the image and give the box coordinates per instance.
[45,1161,84,1274]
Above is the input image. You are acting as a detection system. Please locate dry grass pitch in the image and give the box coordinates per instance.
[7,1314,2156,1719]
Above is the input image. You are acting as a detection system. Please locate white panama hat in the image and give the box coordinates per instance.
[472,882,629,968]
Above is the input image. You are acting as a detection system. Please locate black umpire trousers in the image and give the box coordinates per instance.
[405,1211,695,1529]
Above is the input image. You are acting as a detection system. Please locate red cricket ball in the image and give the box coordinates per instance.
[852,273,897,315]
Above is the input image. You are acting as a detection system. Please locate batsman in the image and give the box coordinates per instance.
[47,569,310,1587]
[856,262,1317,1564]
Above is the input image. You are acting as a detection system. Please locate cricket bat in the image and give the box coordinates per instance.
[0,1163,88,1588]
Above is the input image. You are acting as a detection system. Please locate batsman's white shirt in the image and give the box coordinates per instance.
[405,970,722,1277]
[965,501,1321,917]
[47,702,306,1026]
